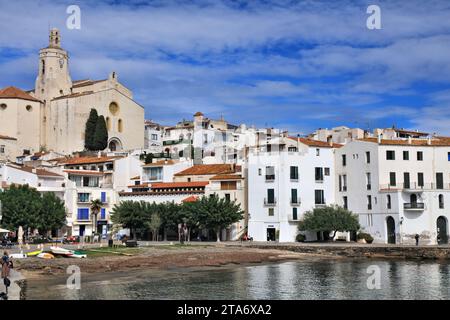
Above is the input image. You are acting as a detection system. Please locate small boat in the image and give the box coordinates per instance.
[68,253,87,259]
[50,246,74,256]
[27,250,43,257]
[37,252,55,259]
[10,253,27,259]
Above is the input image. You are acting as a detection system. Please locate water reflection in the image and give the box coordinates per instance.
[25,259,450,300]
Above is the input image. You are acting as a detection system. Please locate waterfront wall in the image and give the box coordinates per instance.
[246,243,450,259]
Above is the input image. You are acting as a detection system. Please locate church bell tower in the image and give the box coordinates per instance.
[35,28,72,101]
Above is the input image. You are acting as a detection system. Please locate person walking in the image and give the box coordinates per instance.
[1,251,10,279]
[415,234,420,246]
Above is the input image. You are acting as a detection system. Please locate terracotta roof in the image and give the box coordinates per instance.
[142,160,176,167]
[174,164,241,176]
[0,86,41,102]
[62,156,120,165]
[288,137,343,148]
[119,190,205,197]
[151,181,209,189]
[64,169,104,176]
[210,174,243,181]
[358,137,450,146]
[0,134,17,141]
[8,165,63,178]
[182,195,199,203]
[52,91,95,101]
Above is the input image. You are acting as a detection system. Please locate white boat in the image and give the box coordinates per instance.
[10,253,27,259]
[68,253,87,259]
[50,246,74,256]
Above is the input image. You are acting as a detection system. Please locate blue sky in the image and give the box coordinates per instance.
[1,0,450,135]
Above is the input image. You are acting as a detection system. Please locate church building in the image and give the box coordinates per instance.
[0,28,145,158]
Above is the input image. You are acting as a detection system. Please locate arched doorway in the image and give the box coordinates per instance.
[386,216,396,244]
[108,138,122,152]
[437,216,448,245]
[410,194,417,204]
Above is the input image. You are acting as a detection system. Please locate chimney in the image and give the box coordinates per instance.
[427,137,432,145]
[408,136,412,144]
[327,136,333,146]
[377,134,382,144]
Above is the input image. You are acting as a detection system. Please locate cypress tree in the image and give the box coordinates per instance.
[93,115,108,150]
[85,109,98,150]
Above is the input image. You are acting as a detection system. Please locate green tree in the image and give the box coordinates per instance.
[0,185,42,234]
[298,205,360,240]
[158,202,182,240]
[93,115,108,150]
[37,192,66,236]
[84,109,98,150]
[148,213,162,241]
[111,201,151,239]
[187,195,244,242]
[90,199,103,240]
[144,153,154,164]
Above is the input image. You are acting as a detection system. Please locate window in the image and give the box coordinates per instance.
[390,172,396,186]
[367,195,372,210]
[288,146,297,152]
[387,195,392,209]
[339,175,342,192]
[418,172,424,187]
[0,104,6,110]
[151,134,158,140]
[221,181,237,190]
[101,192,106,203]
[417,151,423,161]
[292,208,298,220]
[366,173,371,190]
[436,172,444,189]
[291,189,298,204]
[0,145,4,154]
[100,208,106,220]
[118,119,123,132]
[109,102,119,115]
[265,166,275,181]
[404,172,410,189]
[342,154,346,166]
[77,208,89,220]
[26,105,32,111]
[439,194,444,209]
[403,151,409,160]
[77,193,90,203]
[367,214,373,227]
[343,196,348,209]
[225,194,231,202]
[315,167,324,181]
[258,168,262,176]
[268,208,274,216]
[315,190,325,205]
[448,152,450,161]
[267,189,275,204]
[290,166,299,180]
[342,175,347,191]
[366,151,371,164]
[316,148,320,156]
[386,150,395,160]
[106,117,111,130]
[324,168,330,176]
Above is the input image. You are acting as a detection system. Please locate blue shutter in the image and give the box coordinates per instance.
[101,192,106,203]
[101,208,106,220]
[77,208,89,220]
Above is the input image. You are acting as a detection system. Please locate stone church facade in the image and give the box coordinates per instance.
[0,28,145,157]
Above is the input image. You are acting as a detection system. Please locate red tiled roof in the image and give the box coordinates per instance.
[151,181,209,189]
[182,195,199,203]
[128,183,150,188]
[62,156,120,165]
[64,170,104,176]
[210,174,242,181]
[358,137,450,146]
[174,164,241,176]
[288,137,343,148]
[0,134,17,141]
[0,86,41,102]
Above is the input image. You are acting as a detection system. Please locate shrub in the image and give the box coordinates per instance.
[296,234,306,242]
[357,232,374,244]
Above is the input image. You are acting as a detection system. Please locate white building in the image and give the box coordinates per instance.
[335,136,450,245]
[144,120,163,154]
[248,137,340,242]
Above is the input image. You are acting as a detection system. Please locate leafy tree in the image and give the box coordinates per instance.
[158,201,182,240]
[90,199,103,240]
[148,213,162,241]
[298,205,360,240]
[93,115,108,150]
[0,185,42,233]
[111,201,151,239]
[144,153,154,164]
[187,195,244,242]
[84,109,98,150]
[37,192,66,236]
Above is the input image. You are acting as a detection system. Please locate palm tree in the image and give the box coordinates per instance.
[90,199,103,242]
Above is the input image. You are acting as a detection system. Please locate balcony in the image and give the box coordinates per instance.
[265,175,275,182]
[77,197,91,204]
[403,202,425,211]
[380,183,450,192]
[264,198,277,206]
[290,198,301,206]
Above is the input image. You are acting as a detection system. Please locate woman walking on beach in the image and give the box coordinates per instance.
[1,251,10,279]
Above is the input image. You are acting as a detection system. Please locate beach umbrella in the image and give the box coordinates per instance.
[18,226,23,245]
[0,228,10,233]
